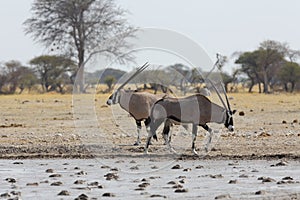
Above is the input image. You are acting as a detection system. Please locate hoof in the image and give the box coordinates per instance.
[192,149,198,155]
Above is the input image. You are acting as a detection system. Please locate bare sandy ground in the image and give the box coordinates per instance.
[0,92,300,199]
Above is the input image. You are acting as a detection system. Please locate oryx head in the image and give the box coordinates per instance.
[106,62,149,105]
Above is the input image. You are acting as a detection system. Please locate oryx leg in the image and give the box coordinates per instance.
[162,120,176,154]
[145,118,164,154]
[201,124,213,152]
[134,120,142,146]
[192,124,198,155]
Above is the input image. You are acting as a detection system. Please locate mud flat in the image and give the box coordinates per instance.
[1,158,300,199]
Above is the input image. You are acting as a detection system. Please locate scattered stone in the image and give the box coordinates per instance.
[239,174,249,178]
[130,160,136,163]
[149,176,160,180]
[282,120,287,124]
[228,180,237,184]
[138,182,150,188]
[282,176,293,180]
[102,192,115,197]
[251,169,259,172]
[75,193,88,200]
[239,111,245,116]
[130,166,139,170]
[195,165,204,169]
[258,177,276,183]
[13,161,23,165]
[110,167,119,171]
[183,168,191,172]
[171,164,182,169]
[45,169,54,173]
[49,173,61,178]
[75,170,87,175]
[88,181,99,186]
[135,187,145,191]
[151,166,158,169]
[271,161,288,167]
[172,184,183,189]
[228,161,239,166]
[174,188,188,193]
[5,178,16,183]
[74,180,86,184]
[101,165,110,169]
[0,193,11,198]
[292,119,298,123]
[98,185,104,189]
[167,181,177,185]
[50,181,63,186]
[141,178,148,182]
[277,180,295,184]
[215,194,231,199]
[74,167,80,170]
[58,190,70,196]
[150,194,167,198]
[209,174,223,179]
[179,179,186,184]
[10,191,21,196]
[26,182,39,186]
[255,190,266,195]
[40,180,49,184]
[104,173,119,180]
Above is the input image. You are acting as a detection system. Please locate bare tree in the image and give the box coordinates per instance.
[24,0,136,92]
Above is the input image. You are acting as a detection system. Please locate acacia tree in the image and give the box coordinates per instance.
[278,62,300,92]
[24,0,136,92]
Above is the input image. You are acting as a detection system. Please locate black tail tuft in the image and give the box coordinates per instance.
[153,134,158,141]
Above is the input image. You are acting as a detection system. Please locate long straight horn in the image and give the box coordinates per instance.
[117,62,149,90]
[206,78,228,111]
[221,84,232,112]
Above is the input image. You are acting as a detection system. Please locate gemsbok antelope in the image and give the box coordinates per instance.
[145,82,236,155]
[106,63,167,145]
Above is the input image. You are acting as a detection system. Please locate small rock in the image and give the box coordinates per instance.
[130,160,136,163]
[26,182,39,186]
[292,119,298,123]
[13,161,23,165]
[209,174,223,179]
[50,181,63,186]
[5,178,16,183]
[239,111,245,116]
[58,190,70,196]
[171,164,182,169]
[74,180,86,184]
[172,184,183,189]
[104,173,119,180]
[0,193,11,198]
[141,178,148,182]
[110,167,118,171]
[74,167,80,170]
[101,165,110,169]
[75,171,87,175]
[138,182,150,188]
[282,176,293,180]
[282,120,287,124]
[228,179,237,184]
[258,132,271,137]
[10,191,21,196]
[183,168,191,172]
[195,165,204,169]
[179,179,186,184]
[239,174,249,178]
[75,193,88,200]
[150,194,167,198]
[167,181,177,185]
[255,190,266,195]
[49,173,61,178]
[258,177,276,183]
[130,166,139,170]
[215,194,231,199]
[88,181,99,186]
[45,169,54,173]
[174,188,188,193]
[102,192,115,197]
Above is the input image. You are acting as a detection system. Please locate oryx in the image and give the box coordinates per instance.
[106,63,167,145]
[144,82,236,155]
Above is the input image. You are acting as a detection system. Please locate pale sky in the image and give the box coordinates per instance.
[1,0,300,72]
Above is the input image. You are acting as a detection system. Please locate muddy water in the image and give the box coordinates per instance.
[1,158,300,199]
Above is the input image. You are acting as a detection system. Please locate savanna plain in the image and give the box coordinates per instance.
[0,92,300,199]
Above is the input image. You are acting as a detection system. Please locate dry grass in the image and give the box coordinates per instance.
[0,92,299,159]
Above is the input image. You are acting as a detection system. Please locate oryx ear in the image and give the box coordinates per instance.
[232,110,237,115]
